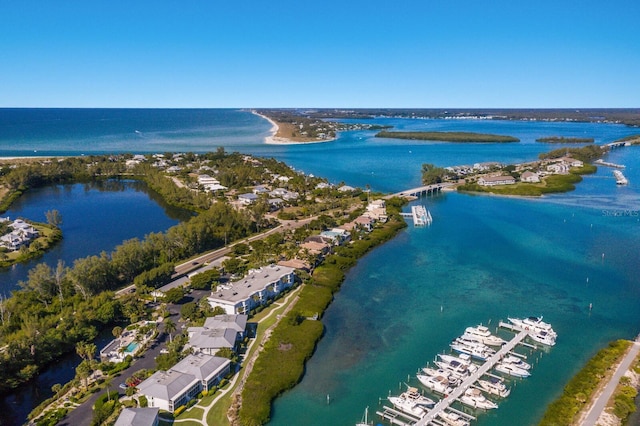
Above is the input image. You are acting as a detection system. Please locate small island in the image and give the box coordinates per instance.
[536,136,594,143]
[375,130,520,143]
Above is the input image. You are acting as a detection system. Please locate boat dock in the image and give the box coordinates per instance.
[613,170,629,185]
[413,330,529,426]
[594,159,625,169]
[400,205,433,226]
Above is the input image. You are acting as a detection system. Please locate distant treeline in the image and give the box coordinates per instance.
[375,131,519,143]
[536,136,594,143]
[538,144,606,162]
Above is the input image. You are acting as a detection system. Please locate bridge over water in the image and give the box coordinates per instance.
[385,183,454,200]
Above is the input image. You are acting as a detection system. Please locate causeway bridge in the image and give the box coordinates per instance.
[606,141,629,149]
[385,183,454,200]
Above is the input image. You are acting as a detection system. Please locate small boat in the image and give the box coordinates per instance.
[388,387,434,418]
[495,361,531,378]
[356,406,371,426]
[438,411,471,426]
[417,373,454,395]
[508,316,557,337]
[459,387,498,410]
[477,376,511,398]
[463,324,506,346]
[614,170,628,185]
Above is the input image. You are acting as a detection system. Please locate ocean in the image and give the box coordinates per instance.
[0,109,639,425]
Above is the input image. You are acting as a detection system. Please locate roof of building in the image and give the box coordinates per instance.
[188,327,238,350]
[202,314,248,333]
[172,353,231,382]
[138,370,198,401]
[209,265,295,304]
[479,175,516,182]
[114,407,159,426]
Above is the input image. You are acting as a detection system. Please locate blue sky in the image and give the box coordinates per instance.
[1,0,639,108]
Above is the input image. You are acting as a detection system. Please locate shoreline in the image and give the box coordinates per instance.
[251,110,336,145]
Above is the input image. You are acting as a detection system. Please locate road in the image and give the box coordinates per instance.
[582,337,640,425]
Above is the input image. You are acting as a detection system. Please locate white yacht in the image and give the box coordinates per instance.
[508,316,557,337]
[477,376,511,398]
[388,388,433,419]
[529,329,556,346]
[463,325,506,347]
[502,355,531,370]
[438,353,478,373]
[434,360,471,381]
[437,411,471,426]
[450,338,496,360]
[459,387,498,410]
[417,373,454,395]
[495,361,531,378]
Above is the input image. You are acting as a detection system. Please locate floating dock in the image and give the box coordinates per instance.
[613,170,629,185]
[411,205,432,226]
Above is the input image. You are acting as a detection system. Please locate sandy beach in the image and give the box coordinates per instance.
[251,110,336,145]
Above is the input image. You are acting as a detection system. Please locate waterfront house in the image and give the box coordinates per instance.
[558,157,584,168]
[547,163,569,174]
[277,258,311,272]
[300,240,332,256]
[354,215,375,232]
[477,175,516,186]
[206,265,296,315]
[320,228,351,245]
[114,407,159,426]
[338,185,356,192]
[0,219,39,252]
[521,171,541,183]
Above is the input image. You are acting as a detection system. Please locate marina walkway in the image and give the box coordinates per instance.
[414,330,529,426]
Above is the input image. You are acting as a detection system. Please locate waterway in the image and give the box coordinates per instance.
[0,180,193,425]
[0,109,639,425]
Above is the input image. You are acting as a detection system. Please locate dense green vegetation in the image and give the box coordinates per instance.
[375,130,519,143]
[536,136,594,143]
[421,163,454,185]
[238,199,407,425]
[539,340,632,426]
[538,144,606,162]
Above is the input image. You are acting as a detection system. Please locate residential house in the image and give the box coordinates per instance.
[237,193,259,205]
[338,185,356,192]
[320,228,351,245]
[0,219,39,252]
[354,215,375,232]
[547,163,569,174]
[207,265,296,315]
[300,240,332,256]
[252,185,270,195]
[520,171,541,183]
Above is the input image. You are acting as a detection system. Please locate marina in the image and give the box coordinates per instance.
[370,318,555,426]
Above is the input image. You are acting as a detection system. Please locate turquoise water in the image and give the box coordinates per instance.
[0,109,638,425]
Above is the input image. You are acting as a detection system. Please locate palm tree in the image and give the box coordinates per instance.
[164,318,176,343]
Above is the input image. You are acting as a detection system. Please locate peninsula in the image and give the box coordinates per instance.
[536,136,594,143]
[375,130,520,143]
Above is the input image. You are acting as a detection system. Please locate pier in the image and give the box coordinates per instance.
[594,159,625,169]
[413,329,529,426]
[402,205,432,226]
[613,170,628,185]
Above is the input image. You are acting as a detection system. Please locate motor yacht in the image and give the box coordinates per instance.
[459,387,498,410]
[477,376,511,398]
[463,325,506,346]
